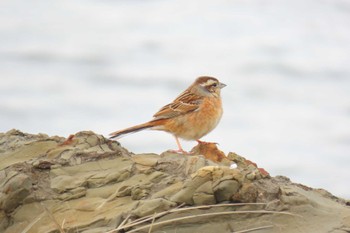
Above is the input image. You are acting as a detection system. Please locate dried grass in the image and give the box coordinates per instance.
[109,202,299,233]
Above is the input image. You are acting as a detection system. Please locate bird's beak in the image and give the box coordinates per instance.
[219,82,226,89]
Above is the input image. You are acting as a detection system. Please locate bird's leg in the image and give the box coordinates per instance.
[175,136,184,151]
[168,136,189,154]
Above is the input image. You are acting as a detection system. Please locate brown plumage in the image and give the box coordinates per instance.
[109,76,226,153]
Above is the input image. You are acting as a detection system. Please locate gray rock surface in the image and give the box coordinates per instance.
[0,129,349,233]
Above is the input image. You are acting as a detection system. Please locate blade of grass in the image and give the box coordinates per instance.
[234,224,274,233]
[128,210,299,233]
[114,213,132,231]
[148,212,157,233]
[112,202,266,232]
[20,212,45,233]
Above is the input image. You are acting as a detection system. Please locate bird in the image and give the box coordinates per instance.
[109,76,226,153]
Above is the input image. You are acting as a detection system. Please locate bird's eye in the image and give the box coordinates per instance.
[212,83,217,87]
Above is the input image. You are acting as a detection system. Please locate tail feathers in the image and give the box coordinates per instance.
[109,122,154,139]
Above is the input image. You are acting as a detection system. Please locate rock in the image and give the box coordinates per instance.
[254,177,281,203]
[152,182,184,199]
[0,130,349,233]
[57,187,87,201]
[170,173,212,204]
[232,182,258,203]
[131,185,151,200]
[86,168,131,188]
[132,153,159,166]
[50,175,87,193]
[193,181,216,205]
[213,179,240,202]
[0,211,9,231]
[227,152,270,178]
[132,198,177,217]
[0,173,32,212]
[0,140,58,170]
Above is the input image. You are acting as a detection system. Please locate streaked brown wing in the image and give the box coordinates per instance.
[153,90,202,119]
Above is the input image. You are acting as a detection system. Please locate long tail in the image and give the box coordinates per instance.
[109,122,155,139]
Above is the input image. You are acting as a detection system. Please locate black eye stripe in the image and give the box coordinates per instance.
[206,82,217,88]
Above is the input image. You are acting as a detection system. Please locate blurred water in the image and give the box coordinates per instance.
[1,0,350,198]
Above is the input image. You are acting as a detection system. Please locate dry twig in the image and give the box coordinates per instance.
[108,202,299,233]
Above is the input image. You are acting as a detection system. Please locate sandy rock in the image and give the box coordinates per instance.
[0,140,58,170]
[116,185,132,197]
[57,187,87,201]
[232,182,259,203]
[170,173,212,204]
[254,177,283,203]
[158,152,216,177]
[0,210,8,231]
[0,129,58,154]
[86,168,131,188]
[132,153,159,166]
[193,181,216,205]
[1,173,32,212]
[133,153,159,173]
[213,179,240,202]
[50,175,87,193]
[132,198,177,217]
[131,185,151,200]
[0,130,349,233]
[152,182,184,199]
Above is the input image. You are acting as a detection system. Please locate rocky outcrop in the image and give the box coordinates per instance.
[0,129,349,233]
